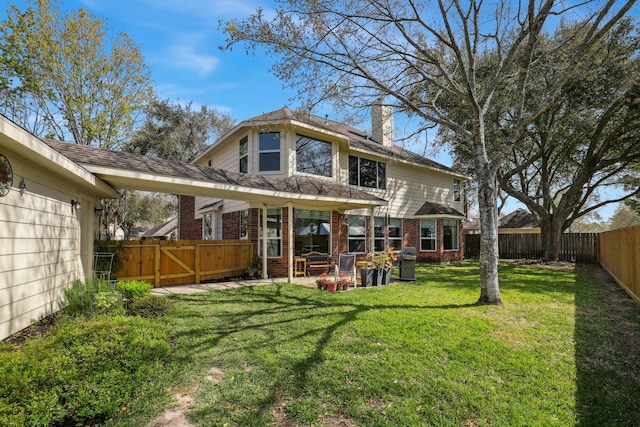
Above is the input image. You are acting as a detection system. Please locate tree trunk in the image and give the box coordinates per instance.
[475,156,502,306]
[543,215,564,262]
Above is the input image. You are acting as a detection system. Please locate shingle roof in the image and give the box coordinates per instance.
[249,107,460,175]
[499,209,539,229]
[414,201,465,217]
[43,139,385,203]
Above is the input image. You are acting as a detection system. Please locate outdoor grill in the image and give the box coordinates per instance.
[397,247,417,281]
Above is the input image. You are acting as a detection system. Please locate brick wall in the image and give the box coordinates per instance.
[178,195,202,240]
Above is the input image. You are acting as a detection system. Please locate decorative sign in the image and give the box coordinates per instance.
[0,154,13,197]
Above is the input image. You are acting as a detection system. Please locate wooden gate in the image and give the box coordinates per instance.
[109,240,253,287]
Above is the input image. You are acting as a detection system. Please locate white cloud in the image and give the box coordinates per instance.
[166,44,220,77]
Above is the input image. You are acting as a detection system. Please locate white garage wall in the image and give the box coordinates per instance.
[0,153,98,339]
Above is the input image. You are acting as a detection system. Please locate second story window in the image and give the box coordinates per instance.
[239,136,248,173]
[349,155,386,189]
[259,132,280,172]
[296,134,332,177]
[453,179,461,201]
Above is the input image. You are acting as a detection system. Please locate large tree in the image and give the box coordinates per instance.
[223,0,636,305]
[0,0,153,148]
[126,98,236,163]
[439,19,640,261]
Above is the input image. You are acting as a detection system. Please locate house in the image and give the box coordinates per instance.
[499,208,540,234]
[141,218,178,240]
[178,106,469,277]
[462,208,541,235]
[0,115,117,340]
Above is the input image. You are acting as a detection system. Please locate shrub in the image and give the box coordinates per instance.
[116,280,153,302]
[128,295,173,318]
[60,278,123,318]
[0,316,172,426]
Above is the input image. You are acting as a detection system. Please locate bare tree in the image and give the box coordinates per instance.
[222,0,636,305]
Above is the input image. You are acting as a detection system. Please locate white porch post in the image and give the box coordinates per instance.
[288,202,293,282]
[262,205,268,279]
[369,207,375,253]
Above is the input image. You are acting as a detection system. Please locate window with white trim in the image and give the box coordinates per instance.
[239,210,248,240]
[388,218,403,250]
[443,219,459,250]
[259,132,280,172]
[348,155,386,189]
[239,136,248,173]
[453,179,461,202]
[259,208,282,258]
[420,219,436,251]
[296,134,332,177]
[348,215,366,253]
[374,216,386,252]
[203,213,213,240]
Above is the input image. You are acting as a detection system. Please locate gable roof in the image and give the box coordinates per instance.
[499,209,539,229]
[204,107,467,178]
[0,115,117,198]
[414,201,465,218]
[43,139,386,210]
[463,209,540,232]
[141,218,177,239]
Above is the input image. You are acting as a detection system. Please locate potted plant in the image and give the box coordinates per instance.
[368,248,397,285]
[326,280,338,292]
[336,272,352,290]
[316,273,331,290]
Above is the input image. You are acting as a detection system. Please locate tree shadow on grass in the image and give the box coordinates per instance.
[574,264,640,426]
[165,282,482,425]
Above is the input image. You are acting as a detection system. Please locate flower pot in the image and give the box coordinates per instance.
[361,268,375,287]
[341,282,350,291]
[327,283,338,292]
[316,281,324,290]
[381,268,392,285]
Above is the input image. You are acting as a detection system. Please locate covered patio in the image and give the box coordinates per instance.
[46,140,388,283]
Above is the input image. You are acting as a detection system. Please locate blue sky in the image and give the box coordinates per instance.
[4,0,633,220]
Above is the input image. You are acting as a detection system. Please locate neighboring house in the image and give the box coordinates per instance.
[141,218,178,240]
[499,208,541,234]
[462,208,541,235]
[0,115,117,340]
[179,106,469,276]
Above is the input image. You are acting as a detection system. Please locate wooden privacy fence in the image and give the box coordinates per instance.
[599,225,640,302]
[106,240,253,287]
[464,233,598,263]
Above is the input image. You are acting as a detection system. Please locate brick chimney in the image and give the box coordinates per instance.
[371,104,394,147]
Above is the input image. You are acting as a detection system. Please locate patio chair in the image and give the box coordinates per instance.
[93,252,115,287]
[335,253,356,285]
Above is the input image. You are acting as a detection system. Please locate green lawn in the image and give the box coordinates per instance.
[4,261,640,426]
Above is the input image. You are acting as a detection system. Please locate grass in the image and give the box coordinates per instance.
[3,261,640,426]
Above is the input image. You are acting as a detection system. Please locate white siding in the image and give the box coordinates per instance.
[0,151,98,340]
[338,146,465,218]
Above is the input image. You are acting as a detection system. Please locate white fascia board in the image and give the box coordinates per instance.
[414,214,466,220]
[84,165,386,209]
[0,117,118,198]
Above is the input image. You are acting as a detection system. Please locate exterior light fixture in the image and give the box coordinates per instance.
[18,178,26,195]
[71,199,81,210]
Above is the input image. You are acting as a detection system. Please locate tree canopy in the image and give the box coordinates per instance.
[126,98,236,163]
[223,0,637,304]
[0,0,153,148]
[439,18,640,260]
